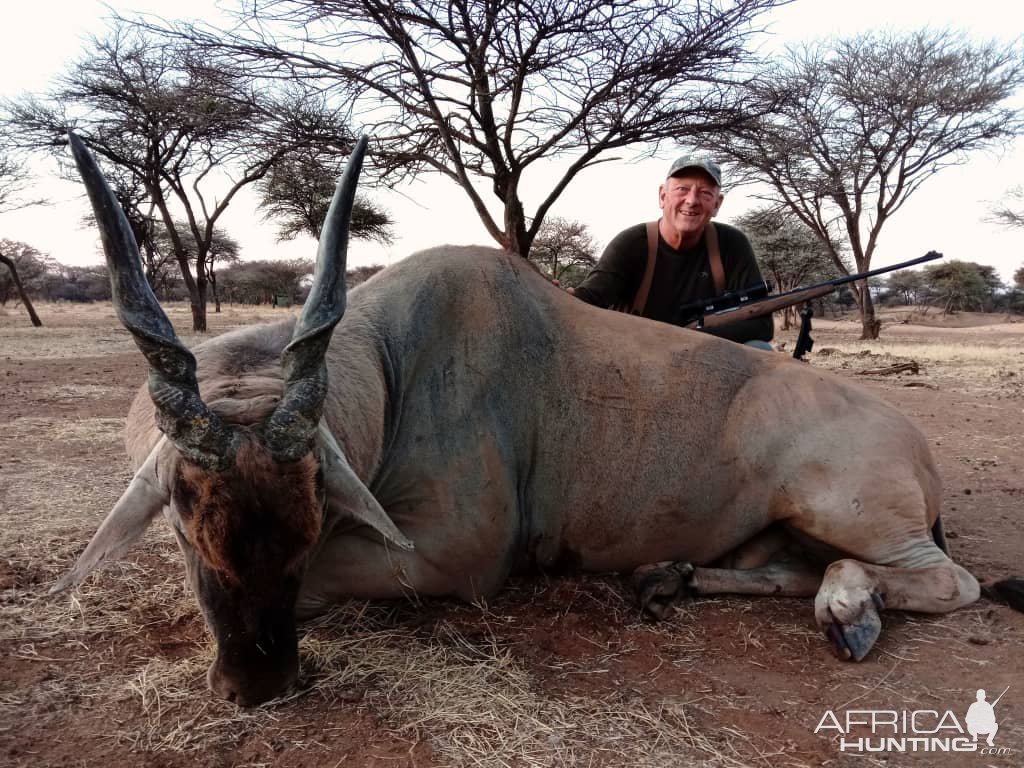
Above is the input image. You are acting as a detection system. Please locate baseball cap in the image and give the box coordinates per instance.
[667,155,722,186]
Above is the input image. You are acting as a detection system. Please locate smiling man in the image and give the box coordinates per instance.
[572,156,774,346]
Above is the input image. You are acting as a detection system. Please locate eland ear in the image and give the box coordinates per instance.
[318,425,414,551]
[51,438,172,594]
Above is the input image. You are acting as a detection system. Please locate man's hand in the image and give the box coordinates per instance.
[549,277,575,295]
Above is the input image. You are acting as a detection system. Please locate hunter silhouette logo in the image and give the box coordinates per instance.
[814,686,1013,755]
[966,687,1008,747]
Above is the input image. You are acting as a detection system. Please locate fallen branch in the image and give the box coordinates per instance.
[856,361,919,376]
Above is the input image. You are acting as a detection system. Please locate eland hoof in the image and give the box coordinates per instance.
[822,591,885,662]
[631,561,695,620]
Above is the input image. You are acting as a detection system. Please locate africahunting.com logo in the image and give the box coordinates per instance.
[814,686,1012,755]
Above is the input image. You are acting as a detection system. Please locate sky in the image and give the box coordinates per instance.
[1,0,1023,282]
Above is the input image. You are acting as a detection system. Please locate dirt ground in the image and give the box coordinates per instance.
[2,302,1022,768]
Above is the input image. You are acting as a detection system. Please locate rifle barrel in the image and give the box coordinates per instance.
[690,250,942,330]
[824,251,942,289]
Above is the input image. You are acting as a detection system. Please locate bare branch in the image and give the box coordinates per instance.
[131,0,785,256]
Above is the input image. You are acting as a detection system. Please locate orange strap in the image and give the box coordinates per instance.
[629,221,660,315]
[705,222,725,295]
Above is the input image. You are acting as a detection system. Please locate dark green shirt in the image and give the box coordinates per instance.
[574,222,774,344]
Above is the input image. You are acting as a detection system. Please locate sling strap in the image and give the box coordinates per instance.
[628,220,724,316]
[629,221,660,315]
[705,221,725,296]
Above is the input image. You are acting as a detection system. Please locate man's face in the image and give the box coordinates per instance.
[659,171,723,242]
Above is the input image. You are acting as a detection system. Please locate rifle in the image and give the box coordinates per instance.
[681,251,943,359]
[991,686,1010,708]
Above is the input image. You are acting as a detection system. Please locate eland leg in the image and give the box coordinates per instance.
[632,560,823,620]
[632,527,821,619]
[814,546,979,661]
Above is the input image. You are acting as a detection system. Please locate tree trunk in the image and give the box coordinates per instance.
[209,268,221,313]
[0,253,42,327]
[184,257,209,332]
[189,276,208,332]
[856,282,881,339]
[151,192,206,331]
[500,176,532,258]
[781,305,796,331]
[178,253,207,332]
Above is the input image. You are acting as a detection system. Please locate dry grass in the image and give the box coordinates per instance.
[92,600,787,767]
[0,300,297,358]
[811,338,1022,366]
[772,318,1024,402]
[4,572,787,766]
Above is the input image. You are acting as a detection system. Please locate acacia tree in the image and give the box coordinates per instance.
[153,0,783,258]
[7,24,355,331]
[75,164,169,296]
[732,207,840,329]
[990,186,1024,229]
[884,269,927,306]
[0,151,46,325]
[151,222,241,312]
[1011,265,1024,312]
[42,264,113,302]
[921,260,1002,313]
[527,217,598,288]
[258,147,394,243]
[0,153,37,212]
[219,258,314,305]
[701,29,1024,338]
[0,239,52,326]
[345,264,386,287]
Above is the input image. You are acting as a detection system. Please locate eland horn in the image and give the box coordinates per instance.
[68,132,234,469]
[264,135,369,461]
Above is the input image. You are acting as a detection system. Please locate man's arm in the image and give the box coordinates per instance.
[572,224,645,308]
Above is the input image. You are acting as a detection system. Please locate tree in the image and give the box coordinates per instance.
[883,269,927,306]
[0,251,42,326]
[732,207,840,328]
[701,29,1024,338]
[41,264,113,302]
[989,186,1024,230]
[921,260,998,313]
[0,153,21,212]
[0,153,38,213]
[0,239,52,326]
[258,147,394,243]
[1010,265,1024,313]
[151,221,241,312]
[218,258,314,305]
[0,150,47,325]
[345,264,386,288]
[78,165,167,296]
[0,144,47,213]
[974,264,1004,312]
[527,217,598,288]
[7,24,354,331]
[198,228,242,313]
[154,0,784,258]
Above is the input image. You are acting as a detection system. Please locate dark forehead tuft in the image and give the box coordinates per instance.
[177,439,321,583]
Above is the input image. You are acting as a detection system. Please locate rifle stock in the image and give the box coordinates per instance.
[686,283,835,330]
[683,251,942,331]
